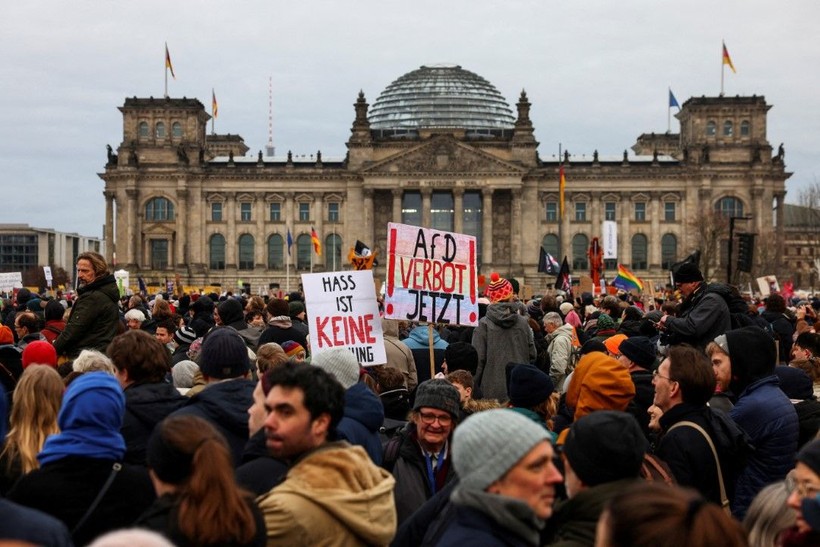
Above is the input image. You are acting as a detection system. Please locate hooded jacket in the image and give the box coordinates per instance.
[189,296,216,338]
[472,303,537,400]
[258,317,308,354]
[402,326,448,386]
[218,298,262,351]
[547,323,575,390]
[257,442,397,547]
[663,282,731,349]
[564,352,635,425]
[336,382,385,465]
[53,274,120,358]
[122,381,187,465]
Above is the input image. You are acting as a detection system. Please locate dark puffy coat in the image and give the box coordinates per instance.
[431,503,534,547]
[257,323,308,354]
[761,310,795,364]
[0,498,73,547]
[170,379,256,466]
[7,455,155,546]
[53,274,120,358]
[656,403,749,506]
[0,344,22,393]
[236,430,288,496]
[336,382,385,465]
[122,382,187,465]
[664,283,731,349]
[402,326,448,386]
[628,369,655,438]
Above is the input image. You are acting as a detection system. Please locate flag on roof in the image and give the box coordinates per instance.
[212,89,218,118]
[165,43,175,79]
[669,88,680,109]
[612,264,643,292]
[722,41,736,73]
[559,165,567,219]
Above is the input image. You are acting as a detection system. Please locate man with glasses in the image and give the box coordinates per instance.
[783,439,820,544]
[652,344,748,509]
[385,378,460,524]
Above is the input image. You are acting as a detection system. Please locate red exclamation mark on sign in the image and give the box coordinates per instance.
[386,226,398,316]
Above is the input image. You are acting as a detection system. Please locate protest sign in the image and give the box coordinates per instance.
[302,269,386,366]
[0,272,23,293]
[384,222,478,326]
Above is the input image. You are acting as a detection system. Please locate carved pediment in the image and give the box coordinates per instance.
[236,192,256,203]
[324,193,344,202]
[206,192,225,203]
[142,223,175,236]
[631,192,650,202]
[362,136,527,175]
[294,193,314,203]
[265,193,285,203]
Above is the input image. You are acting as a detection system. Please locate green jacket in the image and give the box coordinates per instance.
[54,274,120,358]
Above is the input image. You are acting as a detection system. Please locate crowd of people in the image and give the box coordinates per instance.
[0,250,820,546]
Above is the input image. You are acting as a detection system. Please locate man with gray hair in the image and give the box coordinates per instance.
[543,311,575,390]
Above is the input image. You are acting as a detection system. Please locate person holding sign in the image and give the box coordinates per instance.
[471,274,536,400]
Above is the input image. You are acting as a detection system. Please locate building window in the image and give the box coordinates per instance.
[238,234,254,269]
[631,234,648,270]
[209,234,225,270]
[740,120,750,137]
[542,234,559,258]
[145,197,175,221]
[723,121,734,137]
[299,203,310,222]
[546,202,558,222]
[604,202,616,221]
[574,202,587,222]
[634,202,646,222]
[604,258,617,271]
[269,203,281,221]
[715,196,744,218]
[572,234,589,270]
[138,121,149,138]
[267,234,284,269]
[296,234,312,270]
[0,234,38,271]
[661,234,677,270]
[431,191,454,232]
[402,191,422,226]
[328,202,340,223]
[240,203,252,222]
[463,191,483,266]
[172,122,183,138]
[664,202,676,221]
[155,122,166,138]
[325,234,342,270]
[151,239,168,270]
[706,121,716,136]
[211,202,223,222]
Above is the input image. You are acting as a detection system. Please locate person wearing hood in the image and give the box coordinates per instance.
[402,323,448,386]
[257,362,397,546]
[169,327,256,466]
[311,347,384,465]
[707,326,799,519]
[54,252,120,359]
[472,274,536,400]
[382,318,418,392]
[217,297,261,351]
[543,312,576,391]
[258,298,308,355]
[652,344,749,509]
[108,330,187,465]
[774,365,820,449]
[187,295,215,338]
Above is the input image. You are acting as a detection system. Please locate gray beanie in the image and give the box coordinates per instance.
[311,347,360,389]
[172,360,199,389]
[453,409,550,492]
[413,379,461,417]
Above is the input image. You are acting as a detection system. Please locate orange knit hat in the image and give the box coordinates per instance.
[484,272,514,303]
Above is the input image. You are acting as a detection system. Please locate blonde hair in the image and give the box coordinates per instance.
[255,343,289,374]
[1,366,63,474]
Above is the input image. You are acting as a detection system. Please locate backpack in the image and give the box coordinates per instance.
[706,283,756,332]
[640,453,676,486]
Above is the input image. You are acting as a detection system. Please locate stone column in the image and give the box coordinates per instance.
[314,192,325,269]
[774,191,785,268]
[363,189,374,253]
[649,192,661,268]
[125,188,138,268]
[421,188,432,228]
[482,189,493,267]
[104,190,115,265]
[453,188,464,234]
[225,192,237,269]
[392,189,403,224]
[511,188,523,268]
[176,187,188,268]
[619,195,631,267]
[255,192,266,268]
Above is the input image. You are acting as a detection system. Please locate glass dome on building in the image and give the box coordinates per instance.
[368,64,515,130]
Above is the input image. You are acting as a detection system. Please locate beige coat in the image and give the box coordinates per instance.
[257,442,397,546]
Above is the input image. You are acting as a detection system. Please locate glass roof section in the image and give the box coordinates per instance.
[368,65,515,130]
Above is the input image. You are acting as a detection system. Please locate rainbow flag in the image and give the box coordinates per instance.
[722,41,736,73]
[612,264,643,292]
[310,226,322,256]
[165,43,175,79]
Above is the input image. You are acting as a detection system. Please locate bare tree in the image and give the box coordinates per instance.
[792,179,820,289]
[686,210,729,282]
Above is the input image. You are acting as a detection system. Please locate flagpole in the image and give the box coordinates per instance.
[720,42,725,97]
[558,142,564,263]
[164,44,168,98]
[667,88,671,133]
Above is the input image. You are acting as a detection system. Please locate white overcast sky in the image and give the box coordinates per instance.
[2,0,818,238]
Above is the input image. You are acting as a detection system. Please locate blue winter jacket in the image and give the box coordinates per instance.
[730,375,799,519]
[336,382,385,465]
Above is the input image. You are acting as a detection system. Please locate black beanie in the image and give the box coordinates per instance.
[673,262,704,284]
[564,411,648,487]
[509,364,554,408]
[619,336,656,369]
[444,342,479,375]
[797,439,820,477]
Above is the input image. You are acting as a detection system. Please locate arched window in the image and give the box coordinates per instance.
[715,197,744,218]
[296,234,312,270]
[138,121,149,138]
[172,122,183,138]
[325,234,342,271]
[209,234,225,270]
[155,122,166,138]
[631,234,648,270]
[145,197,175,221]
[267,234,284,270]
[238,234,254,270]
[572,234,588,271]
[661,234,677,270]
[402,191,422,226]
[706,121,716,136]
[542,234,559,258]
[740,120,751,137]
[723,121,734,137]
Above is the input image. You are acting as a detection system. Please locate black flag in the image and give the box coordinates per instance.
[554,256,572,294]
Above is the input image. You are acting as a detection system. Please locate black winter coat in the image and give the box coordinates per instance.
[235,430,288,496]
[54,274,120,358]
[122,381,187,465]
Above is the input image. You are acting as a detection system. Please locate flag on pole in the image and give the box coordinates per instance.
[668,88,680,109]
[286,228,293,256]
[212,89,218,118]
[559,165,567,219]
[165,43,175,79]
[538,247,560,275]
[310,227,322,256]
[722,41,736,73]
[612,264,643,292]
[555,256,572,293]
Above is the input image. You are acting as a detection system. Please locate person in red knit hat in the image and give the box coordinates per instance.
[21,341,57,369]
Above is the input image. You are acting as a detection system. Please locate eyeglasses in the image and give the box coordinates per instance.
[786,474,820,498]
[418,412,452,426]
[652,369,676,382]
